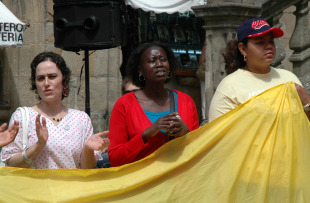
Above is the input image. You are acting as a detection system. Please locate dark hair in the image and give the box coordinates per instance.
[222,38,248,75]
[121,76,140,95]
[126,41,179,88]
[30,51,71,100]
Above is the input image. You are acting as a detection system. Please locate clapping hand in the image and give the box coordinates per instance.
[0,121,19,148]
[85,131,110,151]
[36,114,49,148]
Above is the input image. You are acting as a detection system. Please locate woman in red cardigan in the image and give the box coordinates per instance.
[108,42,199,167]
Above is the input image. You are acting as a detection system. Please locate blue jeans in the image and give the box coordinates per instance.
[95,152,111,168]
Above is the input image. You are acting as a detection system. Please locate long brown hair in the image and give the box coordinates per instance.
[222,39,248,75]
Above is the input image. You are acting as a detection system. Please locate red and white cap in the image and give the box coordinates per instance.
[238,17,284,43]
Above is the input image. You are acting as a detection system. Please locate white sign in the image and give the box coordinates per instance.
[125,0,206,14]
[0,2,25,47]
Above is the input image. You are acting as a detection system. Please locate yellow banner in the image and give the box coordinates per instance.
[0,82,309,202]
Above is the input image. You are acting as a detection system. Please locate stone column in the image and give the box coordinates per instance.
[192,2,261,121]
[269,12,286,69]
[289,0,310,92]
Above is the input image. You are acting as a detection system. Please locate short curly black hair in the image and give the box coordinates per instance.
[126,41,179,88]
[30,51,71,100]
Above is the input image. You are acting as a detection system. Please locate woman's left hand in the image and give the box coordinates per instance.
[85,131,110,151]
[167,113,189,137]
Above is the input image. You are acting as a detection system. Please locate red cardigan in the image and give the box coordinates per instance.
[108,90,199,167]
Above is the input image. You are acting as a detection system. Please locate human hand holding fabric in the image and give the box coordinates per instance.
[0,121,19,148]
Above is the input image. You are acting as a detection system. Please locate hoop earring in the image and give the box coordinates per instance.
[63,88,68,96]
[244,55,247,62]
[167,71,172,79]
[139,74,145,81]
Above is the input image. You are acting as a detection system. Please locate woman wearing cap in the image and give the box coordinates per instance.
[208,17,310,121]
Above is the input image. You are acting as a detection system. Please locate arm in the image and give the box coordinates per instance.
[295,84,310,120]
[7,114,48,168]
[0,121,19,148]
[208,91,238,122]
[108,99,146,166]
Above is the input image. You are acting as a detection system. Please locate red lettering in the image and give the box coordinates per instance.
[251,20,269,30]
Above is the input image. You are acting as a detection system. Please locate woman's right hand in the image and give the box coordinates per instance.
[0,121,19,148]
[35,114,48,148]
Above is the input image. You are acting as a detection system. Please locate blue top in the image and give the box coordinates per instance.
[144,91,178,135]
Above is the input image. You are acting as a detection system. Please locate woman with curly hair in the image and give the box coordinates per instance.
[1,51,110,169]
[108,42,199,167]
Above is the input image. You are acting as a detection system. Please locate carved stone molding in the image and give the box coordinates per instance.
[192,2,261,119]
[289,0,310,92]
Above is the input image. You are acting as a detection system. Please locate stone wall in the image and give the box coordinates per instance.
[281,6,296,72]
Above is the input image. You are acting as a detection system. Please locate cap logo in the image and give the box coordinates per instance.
[251,20,269,30]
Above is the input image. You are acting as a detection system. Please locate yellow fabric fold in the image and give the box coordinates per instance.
[0,82,309,202]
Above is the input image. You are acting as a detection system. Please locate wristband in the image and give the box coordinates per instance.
[22,147,33,165]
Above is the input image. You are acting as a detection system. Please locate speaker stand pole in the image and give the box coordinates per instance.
[84,48,91,116]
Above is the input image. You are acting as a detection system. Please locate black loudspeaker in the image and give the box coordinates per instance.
[53,0,126,52]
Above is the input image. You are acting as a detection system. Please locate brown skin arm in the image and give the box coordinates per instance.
[295,83,310,120]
